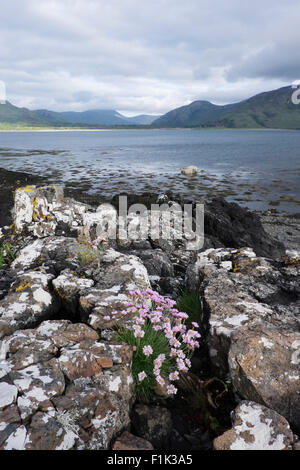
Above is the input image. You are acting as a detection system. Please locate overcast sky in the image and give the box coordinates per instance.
[0,0,299,115]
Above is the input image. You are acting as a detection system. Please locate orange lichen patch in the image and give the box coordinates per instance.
[54,286,69,300]
[233,263,239,273]
[15,282,32,292]
[32,198,39,221]
[19,185,35,192]
[284,256,300,265]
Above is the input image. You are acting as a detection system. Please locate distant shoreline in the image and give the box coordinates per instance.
[0,127,299,132]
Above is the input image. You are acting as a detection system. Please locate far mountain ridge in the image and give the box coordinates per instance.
[151,86,300,129]
[0,101,160,127]
[1,86,300,129]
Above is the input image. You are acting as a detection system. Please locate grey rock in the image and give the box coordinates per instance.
[0,320,134,450]
[191,247,300,375]
[131,404,173,449]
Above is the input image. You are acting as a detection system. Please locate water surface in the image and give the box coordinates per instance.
[0,129,299,212]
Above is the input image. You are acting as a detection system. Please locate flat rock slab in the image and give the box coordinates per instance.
[0,383,18,409]
[0,319,134,450]
[0,269,57,338]
[213,401,294,450]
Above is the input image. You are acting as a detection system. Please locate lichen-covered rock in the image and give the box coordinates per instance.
[0,320,134,450]
[213,401,294,450]
[0,405,21,447]
[13,185,84,237]
[79,248,150,329]
[24,411,79,450]
[0,382,18,409]
[11,361,65,421]
[190,247,300,375]
[12,185,118,244]
[52,269,94,318]
[0,269,58,337]
[129,249,174,278]
[11,236,80,273]
[229,324,300,432]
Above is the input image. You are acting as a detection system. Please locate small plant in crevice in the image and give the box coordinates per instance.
[179,372,231,436]
[111,289,201,402]
[77,235,108,266]
[0,241,15,269]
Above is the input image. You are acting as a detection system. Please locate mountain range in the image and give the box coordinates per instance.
[0,101,159,127]
[151,86,300,129]
[0,86,300,129]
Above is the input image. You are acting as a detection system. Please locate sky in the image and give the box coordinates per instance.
[0,0,299,115]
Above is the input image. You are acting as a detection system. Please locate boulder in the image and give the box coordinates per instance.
[229,324,300,432]
[181,166,198,176]
[204,198,285,259]
[213,401,294,450]
[190,247,300,375]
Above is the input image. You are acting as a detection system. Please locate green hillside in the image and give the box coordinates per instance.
[0,101,49,127]
[152,86,300,129]
[1,86,300,129]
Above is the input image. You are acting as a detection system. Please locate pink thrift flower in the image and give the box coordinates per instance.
[143,345,153,357]
[170,348,177,357]
[167,384,178,395]
[153,325,162,331]
[157,353,166,362]
[176,350,185,359]
[169,371,180,381]
[133,325,145,338]
[185,358,191,368]
[138,371,147,382]
[156,375,165,387]
[176,358,188,372]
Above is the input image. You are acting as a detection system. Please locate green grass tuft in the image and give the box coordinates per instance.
[114,322,173,401]
[175,289,202,329]
[0,242,15,269]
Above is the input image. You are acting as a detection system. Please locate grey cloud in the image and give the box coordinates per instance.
[0,0,298,114]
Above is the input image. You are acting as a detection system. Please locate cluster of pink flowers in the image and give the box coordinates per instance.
[116,288,201,396]
[90,236,102,251]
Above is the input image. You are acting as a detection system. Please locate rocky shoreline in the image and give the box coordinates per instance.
[0,172,299,450]
[1,166,300,251]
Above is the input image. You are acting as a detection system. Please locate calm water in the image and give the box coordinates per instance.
[0,129,299,212]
